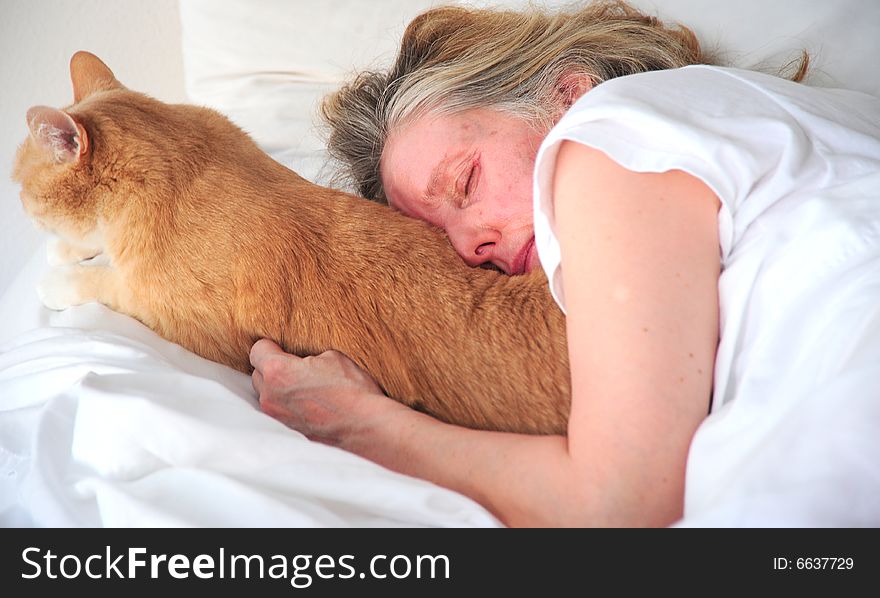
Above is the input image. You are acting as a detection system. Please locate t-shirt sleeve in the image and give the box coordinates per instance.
[532,66,802,312]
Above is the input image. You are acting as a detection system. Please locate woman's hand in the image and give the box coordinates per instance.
[248,339,591,526]
[249,339,411,450]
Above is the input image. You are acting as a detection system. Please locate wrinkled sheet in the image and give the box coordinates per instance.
[0,272,500,528]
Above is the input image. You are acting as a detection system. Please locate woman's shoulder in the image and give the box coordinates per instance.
[563,65,880,125]
[566,66,779,116]
[548,64,880,153]
[581,65,799,98]
[532,64,880,278]
[549,67,750,141]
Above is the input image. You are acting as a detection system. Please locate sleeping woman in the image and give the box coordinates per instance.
[249,0,880,526]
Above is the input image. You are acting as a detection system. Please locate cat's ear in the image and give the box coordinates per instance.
[70,51,123,103]
[26,106,89,164]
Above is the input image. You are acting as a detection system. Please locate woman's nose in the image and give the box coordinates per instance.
[446,221,500,268]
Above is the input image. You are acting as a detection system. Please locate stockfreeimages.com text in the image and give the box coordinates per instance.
[21,546,450,588]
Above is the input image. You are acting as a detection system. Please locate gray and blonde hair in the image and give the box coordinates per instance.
[320,1,800,202]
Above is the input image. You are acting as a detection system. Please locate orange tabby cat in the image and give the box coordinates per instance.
[12,52,570,434]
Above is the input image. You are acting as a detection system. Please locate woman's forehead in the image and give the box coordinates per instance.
[382,116,456,185]
[392,111,468,151]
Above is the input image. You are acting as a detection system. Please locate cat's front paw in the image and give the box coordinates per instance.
[47,237,101,266]
[37,265,88,311]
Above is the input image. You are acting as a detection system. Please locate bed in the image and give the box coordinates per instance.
[1,0,879,527]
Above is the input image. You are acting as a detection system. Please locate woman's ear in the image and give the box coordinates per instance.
[555,72,594,110]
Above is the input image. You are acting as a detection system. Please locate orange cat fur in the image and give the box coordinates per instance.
[12,52,570,434]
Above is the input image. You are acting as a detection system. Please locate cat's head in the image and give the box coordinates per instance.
[12,52,231,239]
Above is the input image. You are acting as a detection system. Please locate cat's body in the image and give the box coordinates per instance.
[13,52,570,434]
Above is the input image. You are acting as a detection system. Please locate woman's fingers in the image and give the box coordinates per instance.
[250,338,307,394]
[249,337,287,371]
[252,368,264,394]
[247,339,399,448]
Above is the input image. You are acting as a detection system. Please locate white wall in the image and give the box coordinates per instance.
[0,0,186,298]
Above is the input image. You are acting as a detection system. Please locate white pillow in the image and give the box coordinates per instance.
[179,0,448,183]
[181,0,879,185]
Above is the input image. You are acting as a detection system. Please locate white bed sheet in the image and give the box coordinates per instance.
[0,271,500,527]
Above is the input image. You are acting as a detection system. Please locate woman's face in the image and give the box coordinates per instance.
[380,108,546,275]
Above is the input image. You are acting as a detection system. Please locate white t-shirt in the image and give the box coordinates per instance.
[533,65,880,525]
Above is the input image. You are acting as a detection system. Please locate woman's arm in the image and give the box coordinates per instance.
[551,142,720,525]
[250,343,576,525]
[252,344,587,526]
[252,142,720,527]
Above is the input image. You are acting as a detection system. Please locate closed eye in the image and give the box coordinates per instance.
[460,157,480,207]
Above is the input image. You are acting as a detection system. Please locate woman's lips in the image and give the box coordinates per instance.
[511,237,536,275]
[526,240,540,273]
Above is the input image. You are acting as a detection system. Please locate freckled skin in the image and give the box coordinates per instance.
[381,109,545,274]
